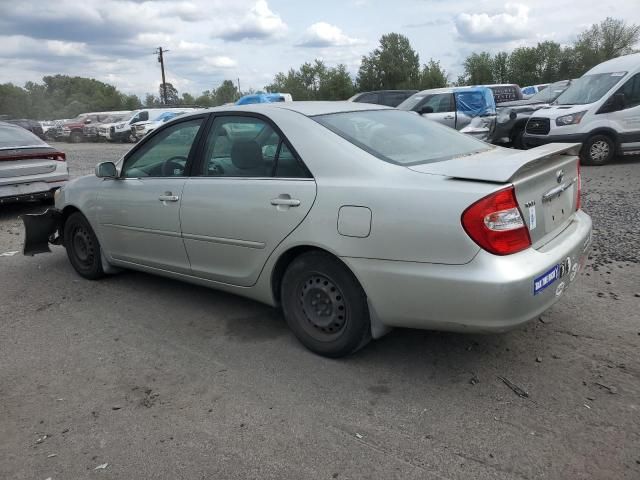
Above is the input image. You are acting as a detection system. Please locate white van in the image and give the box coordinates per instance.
[99,108,196,142]
[523,53,640,165]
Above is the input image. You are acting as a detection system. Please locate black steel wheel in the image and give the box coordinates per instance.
[281,251,371,357]
[63,212,105,280]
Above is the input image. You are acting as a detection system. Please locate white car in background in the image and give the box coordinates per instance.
[131,111,185,141]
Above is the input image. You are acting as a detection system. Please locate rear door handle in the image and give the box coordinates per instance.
[158,192,180,202]
[271,198,300,207]
[443,115,455,120]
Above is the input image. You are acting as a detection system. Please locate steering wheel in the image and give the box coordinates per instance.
[161,155,188,176]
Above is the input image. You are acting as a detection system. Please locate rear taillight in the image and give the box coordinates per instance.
[52,152,66,161]
[0,151,65,162]
[461,186,532,256]
[576,163,581,210]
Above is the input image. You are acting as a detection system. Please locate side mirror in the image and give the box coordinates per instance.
[418,105,434,115]
[95,162,117,178]
[84,119,92,124]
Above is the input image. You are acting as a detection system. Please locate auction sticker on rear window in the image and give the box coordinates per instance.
[534,265,559,295]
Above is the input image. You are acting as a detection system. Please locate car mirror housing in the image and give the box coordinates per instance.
[418,106,434,115]
[95,162,118,178]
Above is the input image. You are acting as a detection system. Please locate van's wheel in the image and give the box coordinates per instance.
[63,212,105,280]
[581,134,615,166]
[281,251,371,358]
[69,131,83,143]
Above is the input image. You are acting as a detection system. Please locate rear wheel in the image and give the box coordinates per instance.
[281,251,371,358]
[63,212,105,280]
[69,131,83,143]
[581,134,615,166]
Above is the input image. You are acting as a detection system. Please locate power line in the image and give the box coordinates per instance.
[154,47,170,104]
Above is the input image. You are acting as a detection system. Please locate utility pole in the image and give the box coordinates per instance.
[237,77,241,99]
[155,47,169,104]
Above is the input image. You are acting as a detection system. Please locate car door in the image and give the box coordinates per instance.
[180,114,317,287]
[418,93,456,129]
[605,72,640,153]
[97,116,206,274]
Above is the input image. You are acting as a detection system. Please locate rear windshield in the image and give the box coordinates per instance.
[0,124,47,148]
[313,109,491,166]
[555,72,626,105]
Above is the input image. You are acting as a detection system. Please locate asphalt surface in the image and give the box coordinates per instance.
[1,142,639,480]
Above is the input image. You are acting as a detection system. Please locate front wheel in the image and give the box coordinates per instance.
[63,212,105,280]
[581,134,615,166]
[69,131,83,143]
[281,251,371,358]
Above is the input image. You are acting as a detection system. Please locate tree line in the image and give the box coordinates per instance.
[0,16,637,120]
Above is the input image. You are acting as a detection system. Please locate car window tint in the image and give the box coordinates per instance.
[356,93,379,104]
[122,119,202,178]
[424,94,454,113]
[202,116,307,178]
[618,73,640,109]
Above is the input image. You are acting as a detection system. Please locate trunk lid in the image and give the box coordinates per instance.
[409,143,581,245]
[0,147,64,179]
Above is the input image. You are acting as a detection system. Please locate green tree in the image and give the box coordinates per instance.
[492,52,509,84]
[574,17,640,72]
[461,52,494,85]
[420,59,448,89]
[159,82,179,104]
[356,33,421,90]
[144,93,160,107]
[319,64,355,100]
[180,92,196,105]
[213,80,239,105]
[507,46,540,86]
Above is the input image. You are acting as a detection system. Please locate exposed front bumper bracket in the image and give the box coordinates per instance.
[22,209,63,256]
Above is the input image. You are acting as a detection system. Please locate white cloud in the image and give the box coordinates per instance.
[297,22,364,48]
[455,3,531,43]
[215,0,287,41]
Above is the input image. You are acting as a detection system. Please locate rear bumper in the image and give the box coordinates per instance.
[22,208,63,255]
[343,210,592,333]
[523,133,587,148]
[0,180,67,203]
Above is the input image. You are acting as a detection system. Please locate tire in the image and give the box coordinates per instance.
[63,212,105,280]
[281,251,371,358]
[511,127,525,149]
[581,134,615,166]
[69,131,83,143]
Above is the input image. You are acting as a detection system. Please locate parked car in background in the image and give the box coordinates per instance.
[58,112,119,143]
[40,120,67,141]
[22,102,591,357]
[130,111,185,141]
[480,84,524,104]
[493,80,572,148]
[397,87,497,141]
[349,90,418,107]
[524,53,640,164]
[236,93,293,105]
[99,108,195,142]
[83,112,130,142]
[6,119,45,139]
[521,84,550,99]
[0,121,68,204]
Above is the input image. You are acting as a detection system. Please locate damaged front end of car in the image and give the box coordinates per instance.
[22,209,63,256]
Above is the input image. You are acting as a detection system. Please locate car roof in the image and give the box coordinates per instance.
[184,101,393,118]
[587,52,640,75]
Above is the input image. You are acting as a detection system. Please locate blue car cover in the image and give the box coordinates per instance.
[452,87,496,117]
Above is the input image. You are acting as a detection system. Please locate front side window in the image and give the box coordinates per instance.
[121,118,203,178]
[314,109,491,166]
[201,116,309,178]
[616,73,640,109]
[422,94,454,113]
[555,72,627,105]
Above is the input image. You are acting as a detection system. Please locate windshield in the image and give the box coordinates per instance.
[101,114,125,123]
[529,81,570,103]
[555,73,626,105]
[397,94,426,111]
[0,124,47,148]
[313,109,491,166]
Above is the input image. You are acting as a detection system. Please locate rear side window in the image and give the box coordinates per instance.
[617,73,640,109]
[314,109,491,166]
[355,93,380,104]
[0,124,46,148]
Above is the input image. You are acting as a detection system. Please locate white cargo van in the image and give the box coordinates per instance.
[523,53,640,165]
[99,108,195,142]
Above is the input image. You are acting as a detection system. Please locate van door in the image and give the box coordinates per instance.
[606,72,640,154]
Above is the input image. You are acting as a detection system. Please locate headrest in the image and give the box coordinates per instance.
[230,140,263,170]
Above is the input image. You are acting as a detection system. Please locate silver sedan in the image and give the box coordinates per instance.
[23,102,592,357]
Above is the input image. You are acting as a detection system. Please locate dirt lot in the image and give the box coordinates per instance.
[1,142,639,480]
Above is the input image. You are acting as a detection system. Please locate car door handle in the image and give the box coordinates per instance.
[271,197,300,207]
[158,192,180,202]
[443,115,455,120]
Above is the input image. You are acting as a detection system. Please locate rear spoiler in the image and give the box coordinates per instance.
[408,143,581,183]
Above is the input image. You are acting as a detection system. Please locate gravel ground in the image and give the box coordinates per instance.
[1,143,639,480]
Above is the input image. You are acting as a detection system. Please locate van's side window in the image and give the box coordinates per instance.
[617,73,640,109]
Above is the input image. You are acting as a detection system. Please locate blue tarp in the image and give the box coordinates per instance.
[236,93,287,105]
[452,87,496,117]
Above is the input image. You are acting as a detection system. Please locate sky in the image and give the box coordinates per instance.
[1,0,639,98]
